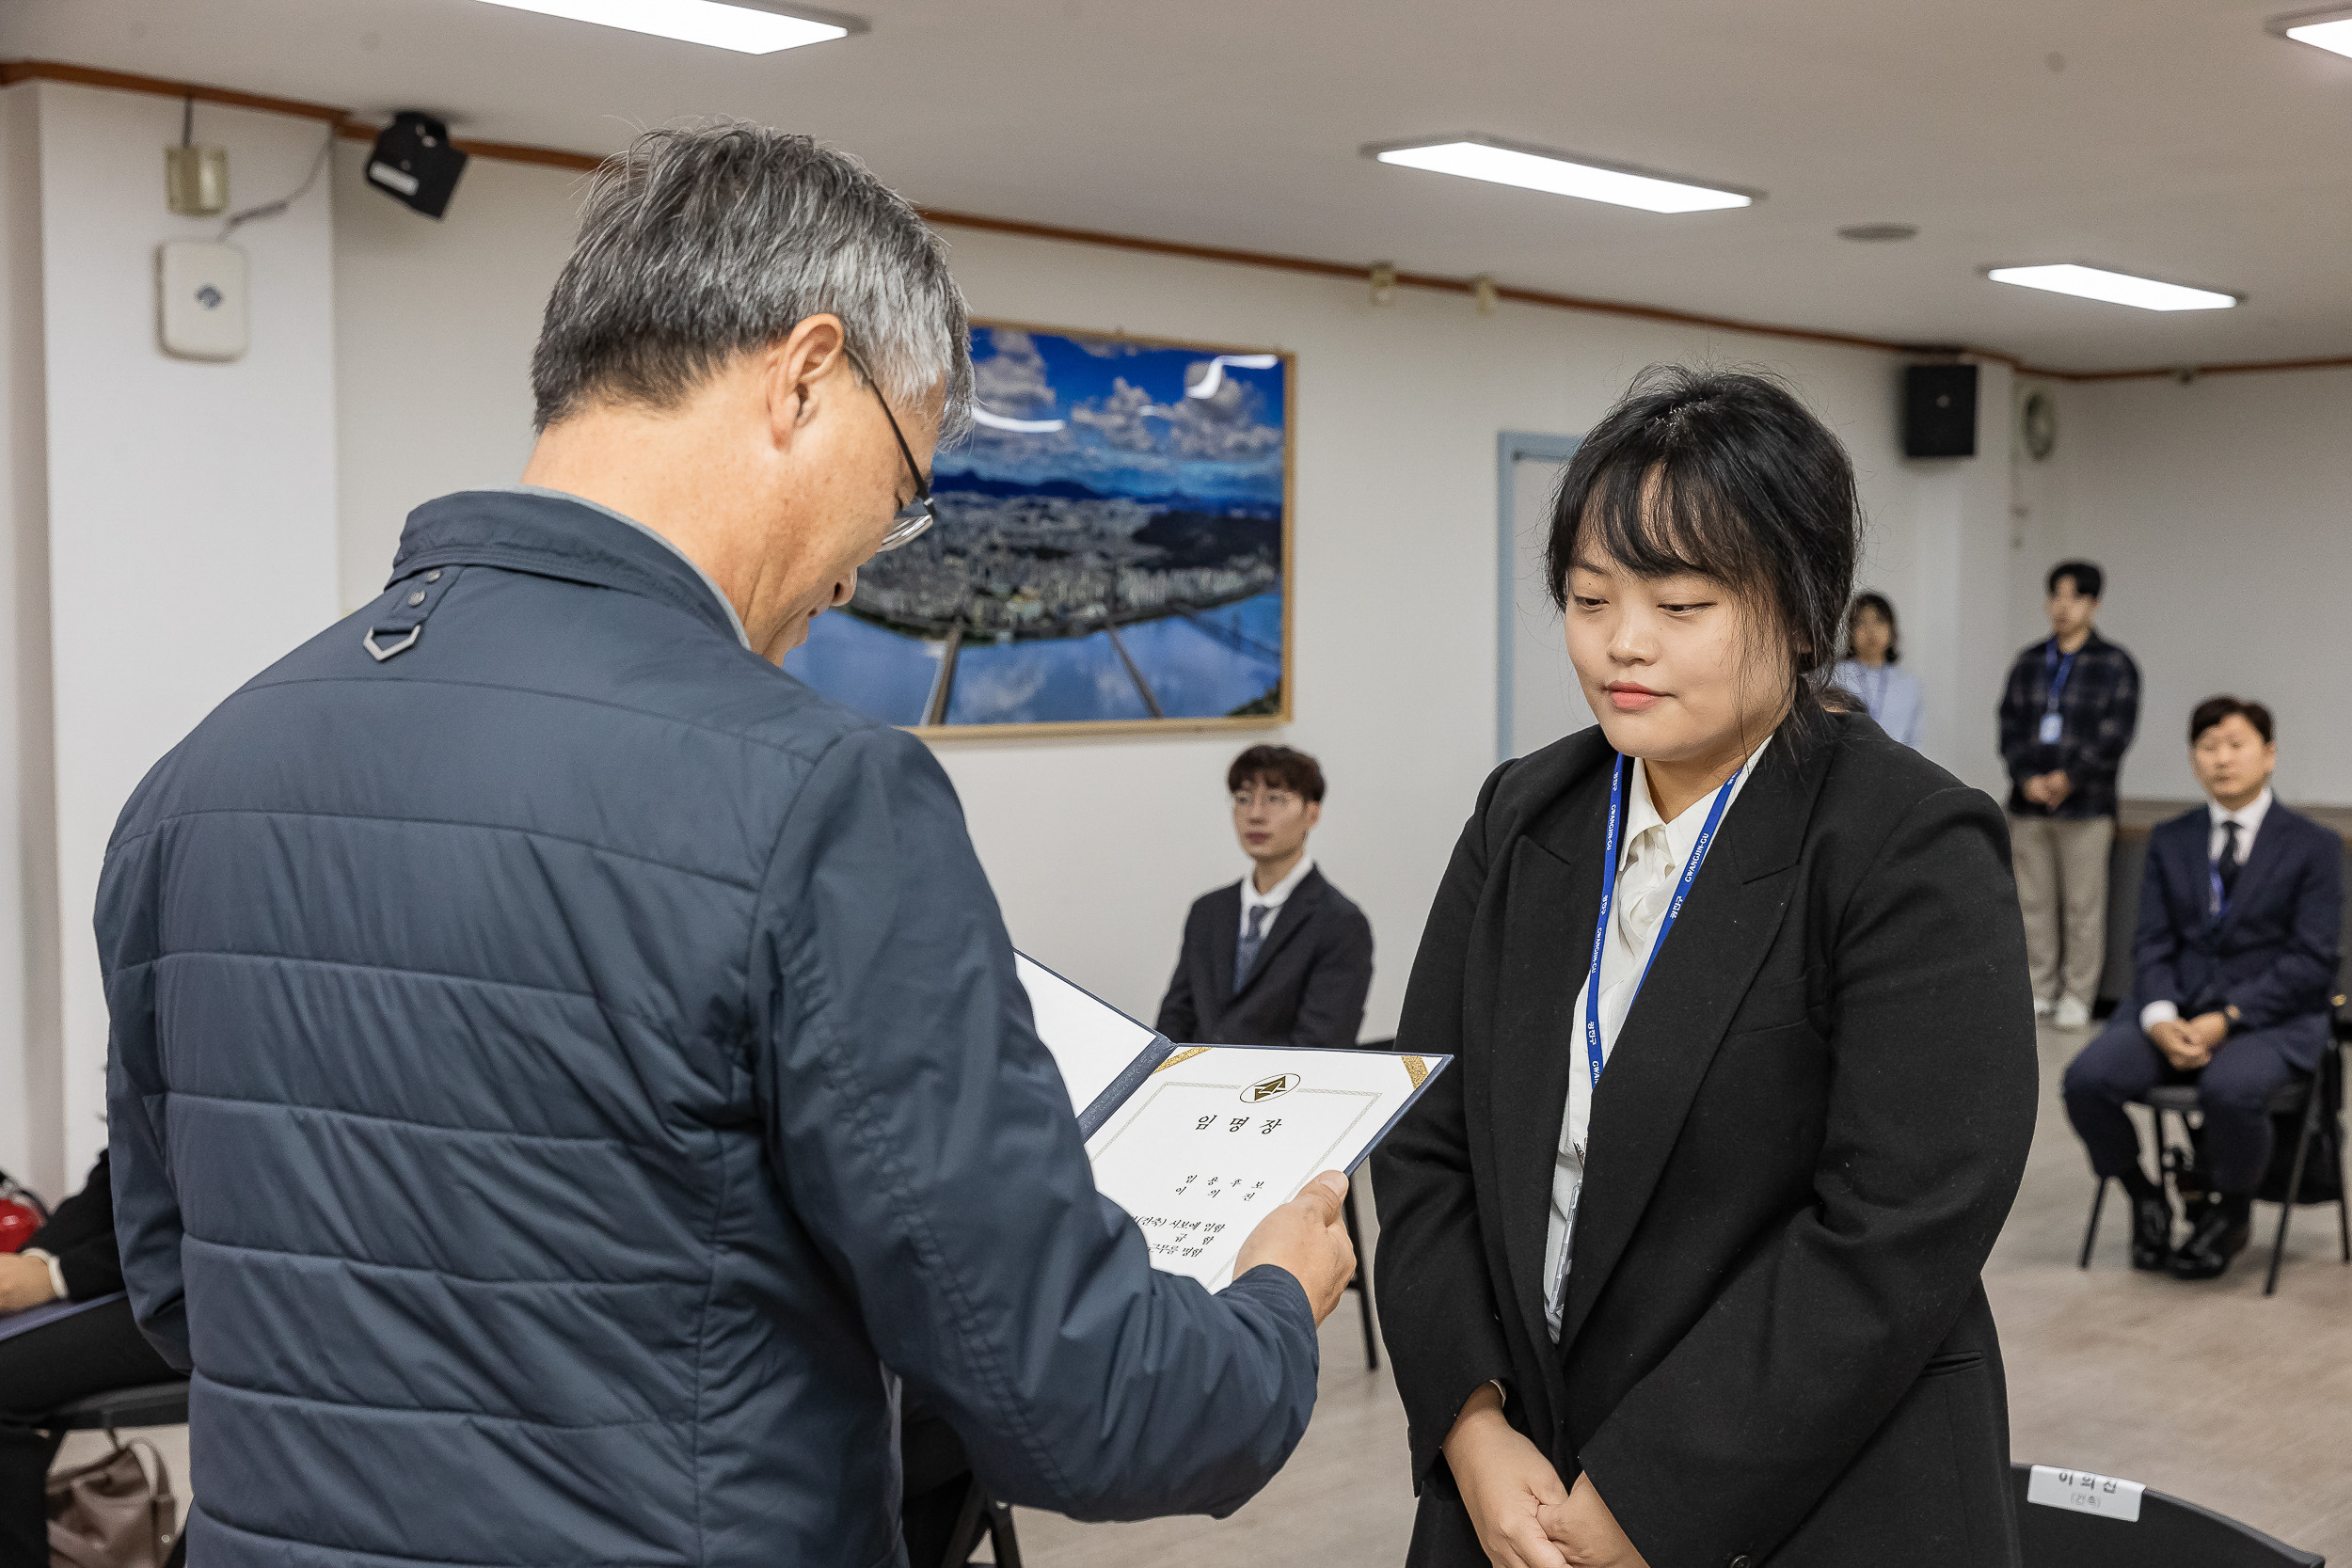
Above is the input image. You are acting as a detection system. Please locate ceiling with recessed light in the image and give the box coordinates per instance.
[6,0,2350,372]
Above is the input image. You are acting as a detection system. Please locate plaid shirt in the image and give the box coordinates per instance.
[1999,630,2140,818]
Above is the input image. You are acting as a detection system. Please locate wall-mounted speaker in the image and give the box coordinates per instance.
[364,112,469,219]
[1903,363,1979,458]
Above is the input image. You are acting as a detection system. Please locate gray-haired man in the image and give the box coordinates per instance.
[101,124,1351,1568]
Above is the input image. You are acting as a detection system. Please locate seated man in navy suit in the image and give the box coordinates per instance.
[2063,696,2344,1280]
[1156,745,1374,1050]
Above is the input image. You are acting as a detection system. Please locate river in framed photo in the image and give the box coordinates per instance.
[783,321,1292,735]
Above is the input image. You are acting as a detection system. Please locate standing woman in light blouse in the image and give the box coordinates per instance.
[1374,369,2038,1568]
[1830,591,1924,749]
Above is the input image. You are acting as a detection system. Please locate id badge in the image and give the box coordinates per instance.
[2039,712,2063,744]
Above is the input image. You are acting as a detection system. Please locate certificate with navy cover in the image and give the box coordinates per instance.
[1015,952,1450,1289]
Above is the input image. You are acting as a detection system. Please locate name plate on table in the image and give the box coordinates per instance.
[1015,953,1447,1289]
[2026,1465,2145,1522]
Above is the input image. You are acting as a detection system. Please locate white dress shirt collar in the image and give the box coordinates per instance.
[2208,786,2272,858]
[1618,750,1725,875]
[1241,853,1316,917]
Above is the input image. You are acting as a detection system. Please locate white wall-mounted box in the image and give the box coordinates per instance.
[156,239,247,361]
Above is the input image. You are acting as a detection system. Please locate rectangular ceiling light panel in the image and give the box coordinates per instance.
[1370,137,1753,214]
[2271,7,2352,57]
[472,0,853,53]
[2287,16,2352,53]
[1986,264,2238,312]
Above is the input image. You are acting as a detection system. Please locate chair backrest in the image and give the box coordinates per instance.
[2012,1464,2323,1567]
[45,1380,192,1433]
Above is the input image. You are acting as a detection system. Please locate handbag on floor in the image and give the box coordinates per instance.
[46,1439,177,1568]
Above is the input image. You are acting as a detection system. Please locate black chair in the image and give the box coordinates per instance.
[2012,1462,2322,1566]
[935,1480,1022,1568]
[43,1378,192,1568]
[2078,1013,2349,1295]
[1345,1038,1408,1372]
[901,1399,1021,1568]
[43,1381,189,1434]
[1341,1180,1378,1371]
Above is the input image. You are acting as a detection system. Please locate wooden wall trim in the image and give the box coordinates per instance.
[9,55,2350,388]
[0,58,350,124]
[329,118,604,172]
[2051,354,2352,385]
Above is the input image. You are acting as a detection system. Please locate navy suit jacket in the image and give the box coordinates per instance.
[2129,800,2344,1069]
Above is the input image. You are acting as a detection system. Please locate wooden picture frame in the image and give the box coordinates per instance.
[783,319,1295,738]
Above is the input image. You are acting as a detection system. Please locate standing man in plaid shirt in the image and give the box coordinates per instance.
[2000,560,2141,1029]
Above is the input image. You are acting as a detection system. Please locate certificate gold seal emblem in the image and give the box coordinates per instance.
[1242,1072,1299,1103]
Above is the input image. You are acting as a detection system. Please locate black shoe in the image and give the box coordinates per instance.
[2129,1193,2175,1271]
[2168,1196,2251,1281]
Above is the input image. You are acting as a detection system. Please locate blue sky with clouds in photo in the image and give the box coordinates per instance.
[946,326,1288,506]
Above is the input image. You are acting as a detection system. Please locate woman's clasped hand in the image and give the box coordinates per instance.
[1443,1386,1648,1568]
[0,1252,57,1314]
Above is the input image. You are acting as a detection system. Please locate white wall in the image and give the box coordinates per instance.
[2013,368,2352,807]
[18,81,342,1185]
[332,143,583,610]
[0,85,56,1191]
[333,154,2023,1037]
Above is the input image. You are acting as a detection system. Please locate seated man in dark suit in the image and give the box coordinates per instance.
[1156,745,1374,1050]
[1,1153,182,1566]
[2063,696,2344,1281]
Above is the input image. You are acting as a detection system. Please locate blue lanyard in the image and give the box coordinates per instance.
[1582,754,1743,1090]
[2042,641,2077,715]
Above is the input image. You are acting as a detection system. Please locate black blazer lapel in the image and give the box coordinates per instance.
[1489,784,1609,1350]
[2150,819,2220,1003]
[1556,737,1828,1356]
[1233,871,1326,1001]
[1204,882,1242,1009]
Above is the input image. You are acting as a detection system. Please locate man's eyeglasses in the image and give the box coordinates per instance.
[1232,787,1302,811]
[842,346,935,552]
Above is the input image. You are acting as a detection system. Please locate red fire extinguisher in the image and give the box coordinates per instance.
[0,1172,45,1254]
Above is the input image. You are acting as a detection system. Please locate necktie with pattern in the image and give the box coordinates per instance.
[2217,819,2243,903]
[1235,903,1273,993]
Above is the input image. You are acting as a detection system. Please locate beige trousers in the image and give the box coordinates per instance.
[2008,815,2116,1006]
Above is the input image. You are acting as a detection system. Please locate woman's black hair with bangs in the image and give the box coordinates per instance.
[1545,366,1861,746]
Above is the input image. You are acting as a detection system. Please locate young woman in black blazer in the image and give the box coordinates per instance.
[1374,370,2038,1568]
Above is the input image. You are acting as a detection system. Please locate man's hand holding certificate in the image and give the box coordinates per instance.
[1015,954,1450,1311]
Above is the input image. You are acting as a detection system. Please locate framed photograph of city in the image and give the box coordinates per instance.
[782,321,1293,736]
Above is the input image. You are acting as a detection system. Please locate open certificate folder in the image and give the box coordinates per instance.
[1014,953,1450,1291]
